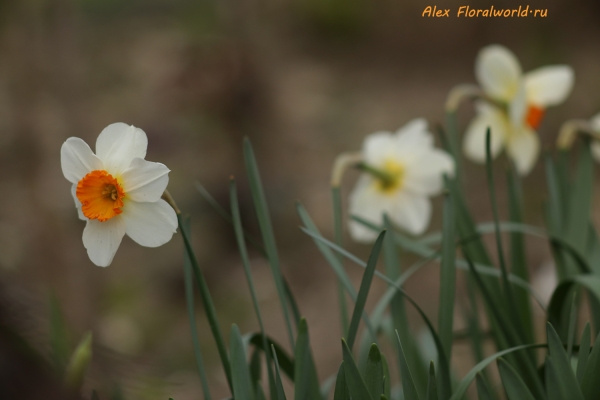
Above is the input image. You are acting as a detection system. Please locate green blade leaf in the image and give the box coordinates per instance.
[271,344,288,400]
[545,356,564,400]
[381,353,391,399]
[365,344,384,399]
[332,186,350,335]
[248,333,294,380]
[449,343,545,400]
[249,348,262,390]
[181,217,212,400]
[497,357,535,400]
[230,179,276,396]
[475,373,495,400]
[294,318,322,400]
[546,323,584,400]
[395,330,420,400]
[346,231,385,350]
[382,216,426,397]
[178,214,232,391]
[243,138,295,349]
[576,323,591,384]
[507,166,535,344]
[581,329,600,400]
[438,189,456,360]
[333,362,350,400]
[230,324,256,400]
[425,362,438,400]
[342,339,373,400]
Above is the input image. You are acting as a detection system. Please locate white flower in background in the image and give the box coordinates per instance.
[349,119,454,242]
[464,44,574,175]
[590,113,600,162]
[61,123,177,267]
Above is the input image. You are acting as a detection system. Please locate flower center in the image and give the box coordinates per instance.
[76,170,125,222]
[525,105,545,130]
[373,160,405,195]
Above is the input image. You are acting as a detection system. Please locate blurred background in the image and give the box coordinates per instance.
[1,0,599,398]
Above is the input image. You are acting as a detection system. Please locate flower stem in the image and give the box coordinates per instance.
[162,190,181,214]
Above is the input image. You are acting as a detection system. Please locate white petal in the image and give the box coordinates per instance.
[348,175,389,242]
[96,123,148,175]
[525,66,574,107]
[508,82,527,127]
[71,184,87,221]
[61,137,104,184]
[82,217,126,267]
[506,127,540,175]
[589,113,600,132]
[389,192,432,236]
[363,131,395,166]
[475,45,522,102]
[403,149,455,195]
[120,158,170,202]
[463,104,507,163]
[394,119,434,151]
[122,199,177,247]
[591,141,600,164]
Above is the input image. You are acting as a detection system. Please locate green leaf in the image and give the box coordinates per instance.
[230,179,276,396]
[243,138,295,348]
[581,329,600,400]
[346,231,385,350]
[548,275,600,334]
[576,323,591,384]
[507,166,534,344]
[248,333,294,380]
[332,186,350,335]
[342,339,373,400]
[381,353,391,398]
[333,362,350,400]
[249,348,262,389]
[449,343,544,400]
[256,385,267,400]
[271,344,288,400]
[425,362,438,400]
[64,332,93,390]
[565,141,594,262]
[438,190,456,361]
[566,292,579,359]
[297,202,378,341]
[546,323,584,400]
[230,324,256,400]
[485,129,527,344]
[300,222,451,397]
[395,330,420,400]
[545,356,564,400]
[178,214,232,391]
[475,373,495,400]
[383,216,426,397]
[365,344,384,399]
[181,217,212,400]
[294,318,322,400]
[497,358,535,400]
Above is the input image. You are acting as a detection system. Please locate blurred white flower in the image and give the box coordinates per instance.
[61,123,177,267]
[464,44,574,175]
[589,113,600,162]
[349,119,454,242]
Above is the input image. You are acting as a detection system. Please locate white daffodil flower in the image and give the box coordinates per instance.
[348,119,454,242]
[589,113,600,162]
[61,123,177,267]
[464,44,574,175]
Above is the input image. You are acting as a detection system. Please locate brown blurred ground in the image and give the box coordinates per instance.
[1,0,600,398]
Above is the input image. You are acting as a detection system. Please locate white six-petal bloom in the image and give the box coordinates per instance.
[464,44,574,175]
[589,113,600,163]
[61,123,178,267]
[349,119,455,242]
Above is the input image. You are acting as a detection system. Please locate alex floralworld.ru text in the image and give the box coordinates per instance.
[422,5,548,18]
